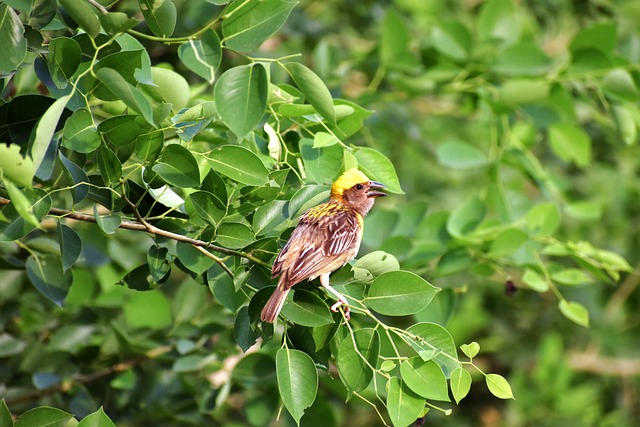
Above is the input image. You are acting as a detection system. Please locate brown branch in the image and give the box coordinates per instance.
[0,197,270,269]
[569,352,640,377]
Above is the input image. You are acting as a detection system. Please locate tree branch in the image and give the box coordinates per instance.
[0,197,271,269]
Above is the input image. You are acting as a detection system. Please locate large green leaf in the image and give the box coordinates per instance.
[276,348,318,425]
[336,328,379,394]
[77,407,117,427]
[26,255,73,308]
[400,358,450,401]
[96,68,155,126]
[386,377,425,427]
[178,30,222,82]
[214,63,268,138]
[14,406,73,427]
[31,95,70,173]
[216,222,255,249]
[485,373,514,399]
[0,143,34,187]
[450,367,472,404]
[365,271,440,316]
[280,290,334,327]
[47,37,81,89]
[0,3,26,74]
[152,144,201,188]
[62,108,101,153]
[285,62,335,123]
[139,0,177,37]
[58,222,81,272]
[58,0,100,38]
[406,323,460,377]
[206,145,270,186]
[222,0,297,51]
[548,122,591,167]
[189,191,226,226]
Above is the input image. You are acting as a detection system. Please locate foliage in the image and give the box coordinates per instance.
[1,0,639,426]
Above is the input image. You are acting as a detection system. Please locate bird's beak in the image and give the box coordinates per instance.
[367,181,387,198]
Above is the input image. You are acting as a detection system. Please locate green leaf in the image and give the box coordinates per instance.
[276,348,318,425]
[58,223,81,272]
[123,289,173,329]
[478,0,520,44]
[58,0,100,38]
[337,328,379,393]
[313,131,339,148]
[222,0,297,52]
[487,228,528,258]
[3,179,39,227]
[98,115,145,146]
[31,95,70,174]
[139,0,177,38]
[214,63,268,138]
[485,373,514,399]
[176,242,214,275]
[386,377,425,427]
[146,67,190,113]
[299,138,343,185]
[0,188,51,241]
[87,50,144,100]
[352,250,400,282]
[77,407,116,427]
[93,205,122,234]
[500,79,550,105]
[380,9,412,67]
[0,399,12,427]
[147,245,170,282]
[526,202,560,236]
[206,145,270,186]
[551,268,595,286]
[406,323,459,376]
[432,21,472,61]
[96,146,122,184]
[234,306,258,352]
[96,68,155,126]
[47,37,82,89]
[189,191,226,226]
[26,255,72,307]
[0,4,26,74]
[210,272,246,312]
[99,12,140,35]
[548,123,591,167]
[280,290,334,327]
[0,143,34,187]
[366,271,440,316]
[493,42,551,76]
[353,147,404,194]
[216,222,255,249]
[178,30,222,82]
[522,269,549,292]
[252,199,288,236]
[450,367,472,404]
[570,22,617,54]
[152,144,201,188]
[558,300,590,327]
[62,108,101,153]
[285,62,335,123]
[460,342,480,359]
[400,358,450,401]
[446,196,486,239]
[14,406,73,427]
[436,140,490,169]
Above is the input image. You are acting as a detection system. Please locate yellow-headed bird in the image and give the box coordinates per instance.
[261,169,387,323]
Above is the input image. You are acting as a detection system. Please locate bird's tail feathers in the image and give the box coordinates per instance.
[260,281,290,323]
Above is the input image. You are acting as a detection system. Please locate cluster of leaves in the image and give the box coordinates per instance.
[0,0,637,426]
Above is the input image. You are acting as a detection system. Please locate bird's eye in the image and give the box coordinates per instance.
[355,184,364,190]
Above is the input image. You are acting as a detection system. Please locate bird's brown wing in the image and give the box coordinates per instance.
[272,204,362,288]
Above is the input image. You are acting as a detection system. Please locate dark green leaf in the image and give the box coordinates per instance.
[98,115,145,146]
[147,245,170,282]
[47,37,81,89]
[285,62,335,123]
[0,399,12,427]
[299,138,343,186]
[77,407,116,427]
[99,12,140,35]
[58,0,100,38]
[214,63,268,138]
[280,290,334,326]
[96,146,122,184]
[152,144,201,188]
[58,223,81,272]
[0,4,26,74]
[222,0,297,51]
[176,242,214,275]
[276,348,318,425]
[59,153,89,204]
[26,255,72,307]
[336,328,379,393]
[216,222,255,249]
[234,306,258,352]
[0,188,51,241]
[93,204,121,234]
[96,68,155,126]
[189,191,226,226]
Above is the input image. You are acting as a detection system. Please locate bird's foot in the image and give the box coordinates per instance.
[331,299,350,321]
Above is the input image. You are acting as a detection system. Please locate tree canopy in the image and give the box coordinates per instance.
[1,0,639,426]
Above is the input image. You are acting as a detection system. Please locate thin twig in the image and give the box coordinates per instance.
[0,197,270,269]
[194,245,234,278]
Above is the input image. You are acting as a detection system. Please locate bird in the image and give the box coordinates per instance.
[260,168,387,323]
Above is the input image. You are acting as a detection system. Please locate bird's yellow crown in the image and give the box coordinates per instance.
[331,168,370,198]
